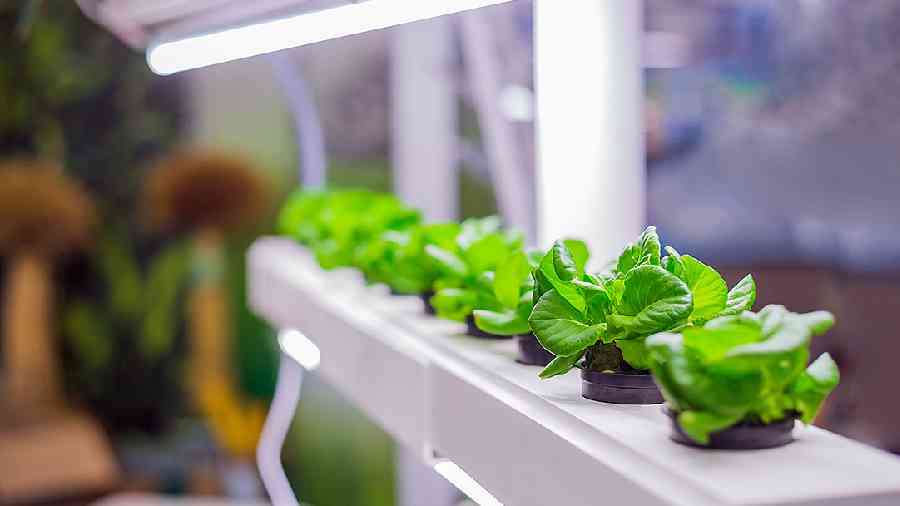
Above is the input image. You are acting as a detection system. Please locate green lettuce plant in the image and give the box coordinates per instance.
[357,222,461,294]
[470,248,538,335]
[277,189,420,270]
[472,241,585,337]
[646,305,840,444]
[426,216,524,321]
[277,188,331,245]
[529,226,756,379]
[322,191,420,271]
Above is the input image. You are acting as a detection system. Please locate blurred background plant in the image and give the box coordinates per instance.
[0,1,181,208]
[0,0,190,437]
[141,149,274,492]
[143,150,271,407]
[62,225,189,434]
[0,159,95,423]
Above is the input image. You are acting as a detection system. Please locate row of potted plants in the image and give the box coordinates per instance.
[277,188,840,450]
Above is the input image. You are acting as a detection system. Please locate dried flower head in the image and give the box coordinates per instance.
[144,151,270,233]
[0,159,95,255]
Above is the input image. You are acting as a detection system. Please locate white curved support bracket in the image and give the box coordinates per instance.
[268,52,328,189]
[257,353,304,506]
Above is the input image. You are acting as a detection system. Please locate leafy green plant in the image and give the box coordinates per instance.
[470,249,536,335]
[277,189,421,271]
[472,240,585,337]
[63,226,189,432]
[426,216,524,321]
[277,189,330,246]
[646,305,840,444]
[529,227,756,379]
[357,222,461,294]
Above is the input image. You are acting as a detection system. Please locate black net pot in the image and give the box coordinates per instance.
[420,290,436,315]
[465,315,511,339]
[516,333,554,366]
[664,408,796,450]
[581,369,664,404]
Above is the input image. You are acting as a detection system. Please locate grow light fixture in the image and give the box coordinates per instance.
[147,0,514,75]
[278,328,321,370]
[433,460,502,506]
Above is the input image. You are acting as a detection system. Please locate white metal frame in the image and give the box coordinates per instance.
[460,8,534,237]
[391,16,459,222]
[534,0,645,259]
[268,53,328,188]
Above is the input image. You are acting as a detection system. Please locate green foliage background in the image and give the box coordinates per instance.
[0,0,181,207]
[0,1,187,430]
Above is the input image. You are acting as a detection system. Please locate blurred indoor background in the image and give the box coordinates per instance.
[1,0,898,504]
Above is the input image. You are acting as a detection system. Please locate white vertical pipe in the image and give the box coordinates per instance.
[391,17,458,222]
[269,53,328,188]
[534,0,645,263]
[460,9,534,240]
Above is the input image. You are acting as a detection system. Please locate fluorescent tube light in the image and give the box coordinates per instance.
[147,0,514,74]
[278,329,321,370]
[433,460,502,506]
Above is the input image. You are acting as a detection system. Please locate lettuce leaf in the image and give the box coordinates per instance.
[646,306,840,444]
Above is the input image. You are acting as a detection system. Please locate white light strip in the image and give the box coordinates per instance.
[147,0,514,75]
[433,460,502,506]
[278,329,321,370]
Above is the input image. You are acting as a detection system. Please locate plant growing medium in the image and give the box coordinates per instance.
[646,306,840,449]
[528,227,757,404]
